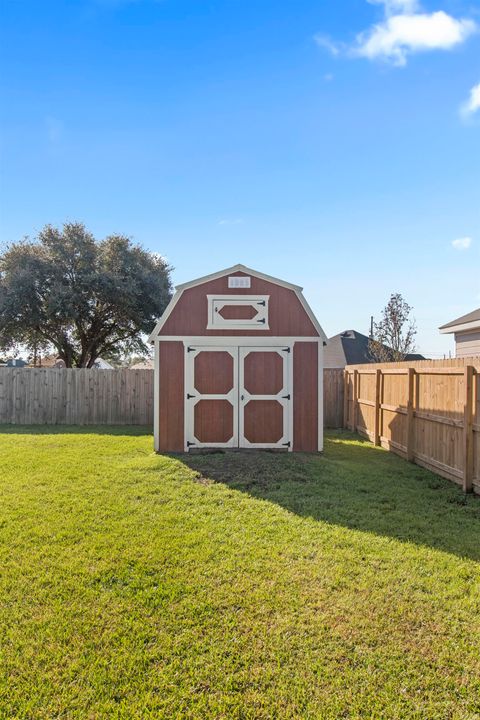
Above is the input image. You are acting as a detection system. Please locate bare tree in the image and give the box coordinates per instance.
[368,293,417,362]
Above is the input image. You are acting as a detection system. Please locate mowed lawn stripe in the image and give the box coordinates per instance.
[0,428,480,719]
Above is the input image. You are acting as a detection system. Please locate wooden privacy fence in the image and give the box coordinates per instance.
[344,358,480,493]
[0,367,345,429]
[323,368,344,428]
[0,368,154,426]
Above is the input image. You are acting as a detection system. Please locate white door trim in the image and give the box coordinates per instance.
[184,346,239,451]
[238,346,292,450]
[154,338,160,452]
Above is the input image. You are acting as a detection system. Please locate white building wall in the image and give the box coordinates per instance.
[455,331,480,358]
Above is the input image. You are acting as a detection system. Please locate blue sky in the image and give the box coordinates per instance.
[1,0,479,356]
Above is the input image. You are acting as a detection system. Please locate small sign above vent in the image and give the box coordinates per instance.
[228,276,251,288]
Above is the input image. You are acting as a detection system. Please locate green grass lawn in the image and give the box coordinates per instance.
[1,427,480,719]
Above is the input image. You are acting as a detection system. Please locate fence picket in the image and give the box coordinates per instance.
[345,358,480,494]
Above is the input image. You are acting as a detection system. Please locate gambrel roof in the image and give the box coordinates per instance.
[149,264,327,342]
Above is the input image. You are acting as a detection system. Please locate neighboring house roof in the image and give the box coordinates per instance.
[439,308,480,334]
[129,360,153,369]
[6,358,28,367]
[324,330,425,367]
[148,263,327,343]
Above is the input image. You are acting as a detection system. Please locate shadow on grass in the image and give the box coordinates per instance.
[179,430,480,562]
[0,424,152,437]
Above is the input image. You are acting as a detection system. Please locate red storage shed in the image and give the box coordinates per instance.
[149,264,327,453]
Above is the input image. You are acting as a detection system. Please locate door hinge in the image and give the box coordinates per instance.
[257,300,266,306]
[187,393,196,399]
[187,441,196,447]
[282,441,291,447]
[283,347,291,353]
[187,346,196,352]
[257,318,266,324]
[282,394,290,400]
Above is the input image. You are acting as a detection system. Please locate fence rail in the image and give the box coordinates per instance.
[0,367,345,430]
[344,358,480,493]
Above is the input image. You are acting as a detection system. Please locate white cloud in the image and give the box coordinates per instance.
[452,236,472,250]
[368,0,420,16]
[314,34,341,56]
[316,1,477,67]
[460,82,480,118]
[355,11,476,66]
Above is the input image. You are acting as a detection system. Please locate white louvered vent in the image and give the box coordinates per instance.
[228,276,251,288]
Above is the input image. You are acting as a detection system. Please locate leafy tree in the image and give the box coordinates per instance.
[368,293,417,362]
[0,223,172,367]
[125,354,152,367]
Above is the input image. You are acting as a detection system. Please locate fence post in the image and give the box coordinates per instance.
[343,370,349,429]
[352,369,358,433]
[374,369,381,446]
[463,365,474,493]
[406,367,415,462]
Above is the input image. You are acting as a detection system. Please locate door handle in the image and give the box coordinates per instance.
[241,394,244,401]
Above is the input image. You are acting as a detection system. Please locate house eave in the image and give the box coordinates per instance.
[439,320,480,335]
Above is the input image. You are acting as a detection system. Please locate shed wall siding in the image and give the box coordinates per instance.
[455,331,480,359]
[159,341,184,452]
[160,273,318,337]
[293,342,318,451]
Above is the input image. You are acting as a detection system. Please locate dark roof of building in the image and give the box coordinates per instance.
[324,330,425,368]
[6,358,28,367]
[439,308,480,331]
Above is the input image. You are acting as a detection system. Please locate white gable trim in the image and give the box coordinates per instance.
[175,263,302,292]
[296,292,326,343]
[148,291,183,343]
[148,264,327,343]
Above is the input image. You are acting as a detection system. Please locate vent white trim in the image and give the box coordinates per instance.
[206,294,269,330]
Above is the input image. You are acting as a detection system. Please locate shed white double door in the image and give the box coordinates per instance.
[185,345,291,450]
